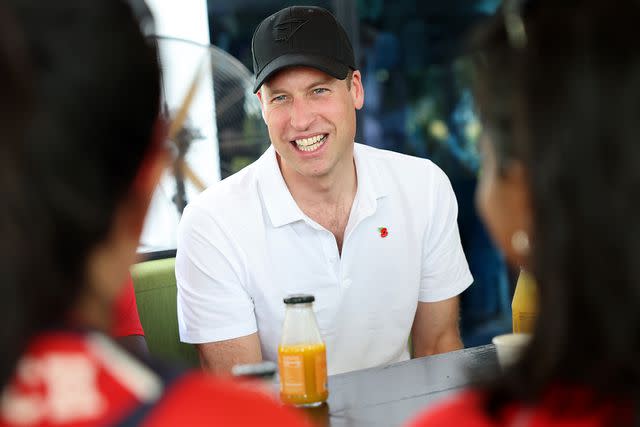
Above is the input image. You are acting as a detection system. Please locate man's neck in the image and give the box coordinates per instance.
[277,150,357,253]
[278,152,357,210]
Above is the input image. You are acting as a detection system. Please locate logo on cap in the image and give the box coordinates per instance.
[274,18,308,42]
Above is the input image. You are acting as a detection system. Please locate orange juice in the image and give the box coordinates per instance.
[512,269,538,333]
[278,342,328,406]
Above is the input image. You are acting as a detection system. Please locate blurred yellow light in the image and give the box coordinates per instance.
[430,120,449,141]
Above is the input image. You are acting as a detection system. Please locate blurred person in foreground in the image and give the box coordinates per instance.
[408,1,640,426]
[0,1,307,425]
[112,275,149,357]
[176,5,472,376]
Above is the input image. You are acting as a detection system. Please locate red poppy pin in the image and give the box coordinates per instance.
[378,227,388,238]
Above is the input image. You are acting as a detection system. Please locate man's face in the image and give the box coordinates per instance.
[257,66,364,180]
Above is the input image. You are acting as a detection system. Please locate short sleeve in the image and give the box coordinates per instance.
[419,167,473,302]
[176,205,257,344]
[111,274,145,337]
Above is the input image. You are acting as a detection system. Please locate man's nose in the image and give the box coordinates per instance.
[289,98,315,130]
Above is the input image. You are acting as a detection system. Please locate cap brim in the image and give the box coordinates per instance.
[253,53,350,93]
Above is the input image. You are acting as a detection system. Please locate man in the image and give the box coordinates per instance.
[176,5,473,376]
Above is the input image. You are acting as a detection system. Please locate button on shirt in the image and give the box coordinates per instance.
[176,143,472,375]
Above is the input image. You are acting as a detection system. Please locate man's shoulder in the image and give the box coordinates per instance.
[356,143,449,189]
[356,144,440,172]
[177,160,267,242]
[188,160,262,215]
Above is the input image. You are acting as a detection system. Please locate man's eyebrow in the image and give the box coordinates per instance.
[266,76,335,95]
[304,76,334,90]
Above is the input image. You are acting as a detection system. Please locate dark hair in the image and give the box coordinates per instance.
[0,0,31,157]
[473,0,640,422]
[0,0,160,387]
[0,3,30,123]
[0,0,34,390]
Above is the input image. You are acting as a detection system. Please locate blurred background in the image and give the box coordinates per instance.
[142,0,511,346]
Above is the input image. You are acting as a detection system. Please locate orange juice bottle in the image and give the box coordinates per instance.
[512,269,538,333]
[278,294,328,407]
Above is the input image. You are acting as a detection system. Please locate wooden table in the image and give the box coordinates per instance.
[301,345,497,427]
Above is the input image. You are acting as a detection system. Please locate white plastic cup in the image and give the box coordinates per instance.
[492,333,532,368]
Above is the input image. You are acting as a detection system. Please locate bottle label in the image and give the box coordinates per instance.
[513,312,536,334]
[315,351,327,394]
[279,354,305,395]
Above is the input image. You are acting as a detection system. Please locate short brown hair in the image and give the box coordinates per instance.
[345,69,354,89]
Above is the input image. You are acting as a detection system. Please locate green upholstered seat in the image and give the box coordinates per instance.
[130,257,199,367]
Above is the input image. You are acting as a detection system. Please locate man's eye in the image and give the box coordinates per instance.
[272,95,287,103]
[312,88,329,95]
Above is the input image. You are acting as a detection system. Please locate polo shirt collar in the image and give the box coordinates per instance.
[353,143,388,210]
[257,146,306,228]
[256,143,389,228]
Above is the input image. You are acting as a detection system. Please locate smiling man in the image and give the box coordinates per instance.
[176,6,473,376]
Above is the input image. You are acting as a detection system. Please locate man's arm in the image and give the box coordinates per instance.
[176,206,261,375]
[196,333,262,375]
[414,165,471,358]
[411,297,463,358]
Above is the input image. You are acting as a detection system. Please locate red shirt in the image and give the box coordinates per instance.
[111,275,144,338]
[0,331,309,427]
[407,389,628,427]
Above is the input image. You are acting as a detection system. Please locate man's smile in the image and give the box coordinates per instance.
[291,133,328,152]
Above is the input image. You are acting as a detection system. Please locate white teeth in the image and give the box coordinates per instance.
[295,134,324,146]
[294,134,326,152]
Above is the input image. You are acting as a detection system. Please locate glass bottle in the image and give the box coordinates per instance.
[278,294,328,407]
[512,269,538,333]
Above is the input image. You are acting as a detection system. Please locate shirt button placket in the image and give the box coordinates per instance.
[322,231,340,282]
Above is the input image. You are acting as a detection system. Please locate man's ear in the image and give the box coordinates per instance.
[350,70,365,110]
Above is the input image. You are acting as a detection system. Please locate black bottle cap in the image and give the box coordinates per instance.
[283,294,315,304]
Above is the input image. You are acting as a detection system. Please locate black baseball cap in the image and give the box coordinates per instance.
[251,6,356,93]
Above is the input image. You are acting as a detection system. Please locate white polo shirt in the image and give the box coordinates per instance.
[176,143,472,375]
